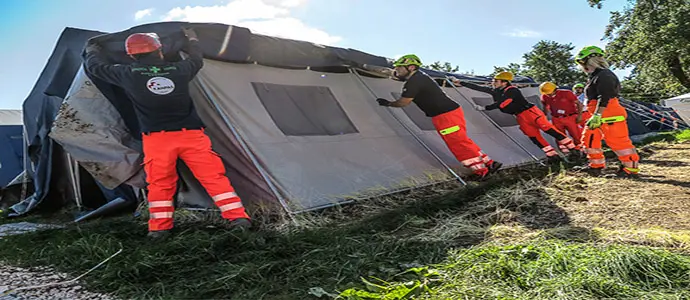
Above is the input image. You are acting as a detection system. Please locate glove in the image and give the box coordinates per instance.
[182,27,199,41]
[377,98,392,106]
[586,113,603,129]
[474,104,485,111]
[85,43,101,54]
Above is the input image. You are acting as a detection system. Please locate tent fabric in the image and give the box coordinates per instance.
[0,110,23,125]
[47,22,549,213]
[0,110,24,188]
[661,93,690,126]
[9,28,138,217]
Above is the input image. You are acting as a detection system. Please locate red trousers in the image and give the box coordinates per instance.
[581,99,640,173]
[516,106,578,156]
[141,128,249,231]
[553,114,583,147]
[432,108,493,176]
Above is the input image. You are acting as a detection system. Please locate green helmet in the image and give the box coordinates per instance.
[575,46,605,63]
[572,83,585,90]
[393,54,422,67]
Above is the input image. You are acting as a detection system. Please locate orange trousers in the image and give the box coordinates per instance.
[432,108,494,176]
[516,106,578,157]
[553,114,583,147]
[141,128,250,231]
[581,99,640,173]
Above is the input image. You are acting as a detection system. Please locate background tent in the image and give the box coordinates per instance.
[0,110,24,188]
[662,92,690,125]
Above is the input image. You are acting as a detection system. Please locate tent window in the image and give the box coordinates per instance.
[251,82,358,136]
[391,92,436,131]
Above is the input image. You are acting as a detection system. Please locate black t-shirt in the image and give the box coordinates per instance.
[84,40,205,133]
[401,71,459,117]
[461,82,534,115]
[585,68,620,108]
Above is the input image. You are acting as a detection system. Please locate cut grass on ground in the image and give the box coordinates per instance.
[1,130,690,299]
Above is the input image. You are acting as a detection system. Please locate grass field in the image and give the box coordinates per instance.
[1,130,690,299]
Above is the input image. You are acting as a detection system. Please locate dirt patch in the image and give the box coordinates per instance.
[548,142,690,231]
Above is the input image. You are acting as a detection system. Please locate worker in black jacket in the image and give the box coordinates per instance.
[453,72,579,162]
[83,27,251,239]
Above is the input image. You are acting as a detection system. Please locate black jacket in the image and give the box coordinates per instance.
[83,40,205,133]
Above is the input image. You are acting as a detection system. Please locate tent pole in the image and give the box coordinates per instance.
[619,98,689,130]
[194,77,297,223]
[66,153,82,210]
[349,68,467,186]
[442,77,546,166]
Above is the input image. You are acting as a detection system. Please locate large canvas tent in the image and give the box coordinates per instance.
[7,21,682,218]
[41,21,550,215]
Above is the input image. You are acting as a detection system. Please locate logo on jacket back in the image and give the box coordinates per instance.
[146,77,175,95]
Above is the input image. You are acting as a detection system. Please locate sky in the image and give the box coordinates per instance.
[0,0,631,109]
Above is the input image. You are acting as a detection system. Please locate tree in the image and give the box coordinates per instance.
[493,63,523,76]
[590,0,690,98]
[520,40,587,86]
[423,61,460,73]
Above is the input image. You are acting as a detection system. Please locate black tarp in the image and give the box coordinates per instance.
[9,28,136,217]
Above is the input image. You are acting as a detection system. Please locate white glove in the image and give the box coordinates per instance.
[474,104,485,111]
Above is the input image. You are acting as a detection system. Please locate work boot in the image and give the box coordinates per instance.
[547,155,562,165]
[572,165,603,176]
[224,218,253,232]
[147,230,172,241]
[567,150,586,163]
[487,161,503,175]
[613,165,640,179]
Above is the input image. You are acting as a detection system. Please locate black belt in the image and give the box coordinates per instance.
[142,127,204,135]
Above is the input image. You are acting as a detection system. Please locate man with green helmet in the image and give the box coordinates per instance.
[377,54,502,180]
[572,83,590,128]
[575,45,640,177]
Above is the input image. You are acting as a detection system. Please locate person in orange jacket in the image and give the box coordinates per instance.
[454,72,580,163]
[83,28,252,239]
[377,54,502,180]
[539,82,585,157]
[574,46,640,177]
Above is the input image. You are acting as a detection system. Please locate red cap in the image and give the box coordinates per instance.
[125,33,162,55]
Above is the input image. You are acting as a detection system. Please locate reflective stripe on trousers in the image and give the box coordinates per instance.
[142,129,250,232]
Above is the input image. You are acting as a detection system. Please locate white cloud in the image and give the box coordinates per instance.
[134,8,154,20]
[504,29,542,38]
[161,0,341,46]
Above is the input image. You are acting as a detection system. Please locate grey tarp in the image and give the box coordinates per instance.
[50,67,145,190]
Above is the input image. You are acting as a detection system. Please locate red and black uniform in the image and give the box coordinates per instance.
[541,90,583,146]
[401,71,496,176]
[84,40,249,232]
[461,82,578,157]
[582,68,639,173]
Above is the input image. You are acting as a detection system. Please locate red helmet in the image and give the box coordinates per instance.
[125,33,162,55]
